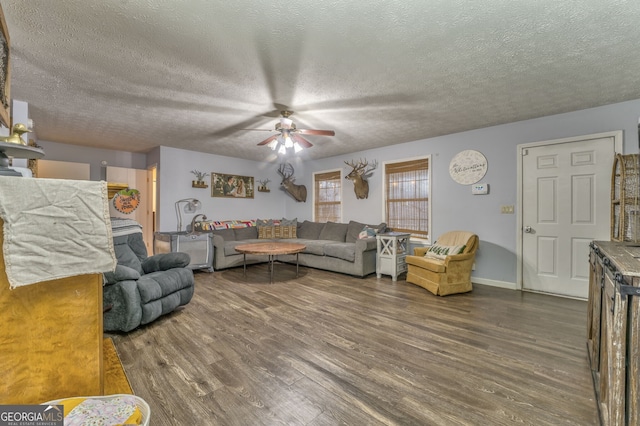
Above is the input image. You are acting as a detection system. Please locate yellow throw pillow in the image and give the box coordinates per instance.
[258,226,275,239]
[275,225,297,239]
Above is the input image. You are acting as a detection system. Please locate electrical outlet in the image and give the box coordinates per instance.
[501,205,514,214]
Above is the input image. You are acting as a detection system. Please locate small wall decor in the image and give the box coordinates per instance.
[344,158,378,199]
[112,188,140,214]
[191,170,209,188]
[449,150,488,185]
[257,179,271,192]
[211,173,254,198]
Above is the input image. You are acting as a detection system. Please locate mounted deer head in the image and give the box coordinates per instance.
[344,158,378,199]
[277,163,307,202]
[257,179,271,191]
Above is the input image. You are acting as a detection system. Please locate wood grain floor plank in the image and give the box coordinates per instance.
[107,265,598,425]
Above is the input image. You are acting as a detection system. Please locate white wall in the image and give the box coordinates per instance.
[156,146,290,232]
[37,140,146,181]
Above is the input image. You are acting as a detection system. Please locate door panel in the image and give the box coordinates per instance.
[522,136,614,298]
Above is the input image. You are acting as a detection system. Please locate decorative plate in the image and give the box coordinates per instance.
[113,189,140,214]
[449,150,488,185]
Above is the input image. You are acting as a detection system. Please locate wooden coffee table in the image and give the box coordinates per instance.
[235,242,306,282]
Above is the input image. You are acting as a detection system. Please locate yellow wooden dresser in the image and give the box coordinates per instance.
[0,219,104,404]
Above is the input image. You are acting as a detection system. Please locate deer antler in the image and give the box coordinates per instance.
[345,158,377,175]
[278,163,294,178]
[363,159,378,174]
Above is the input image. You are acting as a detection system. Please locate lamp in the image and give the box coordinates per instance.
[175,198,201,232]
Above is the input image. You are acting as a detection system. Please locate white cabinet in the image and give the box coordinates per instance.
[376,232,411,281]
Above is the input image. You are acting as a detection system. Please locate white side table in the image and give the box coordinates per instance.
[376,232,411,281]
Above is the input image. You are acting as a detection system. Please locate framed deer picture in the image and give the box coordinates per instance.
[211,172,254,198]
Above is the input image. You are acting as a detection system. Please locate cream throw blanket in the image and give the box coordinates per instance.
[0,176,116,289]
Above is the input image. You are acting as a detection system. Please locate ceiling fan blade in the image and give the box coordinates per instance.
[243,128,275,132]
[257,134,279,146]
[297,129,335,136]
[291,134,313,148]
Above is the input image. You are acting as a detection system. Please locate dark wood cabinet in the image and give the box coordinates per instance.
[588,241,640,425]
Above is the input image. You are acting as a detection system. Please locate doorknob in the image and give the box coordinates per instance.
[524,226,533,233]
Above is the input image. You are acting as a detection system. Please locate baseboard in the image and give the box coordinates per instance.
[472,277,517,290]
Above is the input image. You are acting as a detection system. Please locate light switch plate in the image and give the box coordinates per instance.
[472,183,489,195]
[501,205,515,214]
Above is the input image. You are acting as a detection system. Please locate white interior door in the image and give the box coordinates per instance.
[520,134,617,298]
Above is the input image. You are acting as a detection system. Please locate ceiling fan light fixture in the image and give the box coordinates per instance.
[284,134,293,148]
[253,110,334,154]
[280,118,293,129]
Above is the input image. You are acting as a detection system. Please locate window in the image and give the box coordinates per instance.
[314,170,342,222]
[384,157,430,238]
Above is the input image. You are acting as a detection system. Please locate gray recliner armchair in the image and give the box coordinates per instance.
[103,231,195,332]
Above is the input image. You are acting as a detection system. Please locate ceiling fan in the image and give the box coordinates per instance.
[248,111,335,153]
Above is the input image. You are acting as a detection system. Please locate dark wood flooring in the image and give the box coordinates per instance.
[108,264,598,425]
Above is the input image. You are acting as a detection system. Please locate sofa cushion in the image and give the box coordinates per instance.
[297,220,325,239]
[324,243,356,262]
[212,228,236,241]
[137,268,195,303]
[112,237,144,275]
[318,222,348,242]
[142,252,190,273]
[235,226,258,240]
[299,239,329,256]
[103,264,141,285]
[406,255,447,273]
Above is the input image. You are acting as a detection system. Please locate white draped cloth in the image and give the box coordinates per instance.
[0,176,116,288]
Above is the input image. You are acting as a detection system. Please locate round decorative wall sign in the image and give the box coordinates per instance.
[449,150,488,185]
[113,188,141,214]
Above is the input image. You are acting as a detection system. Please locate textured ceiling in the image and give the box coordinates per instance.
[3,0,640,162]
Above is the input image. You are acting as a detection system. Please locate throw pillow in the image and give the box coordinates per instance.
[358,226,377,239]
[275,225,297,239]
[281,217,297,227]
[424,244,466,259]
[258,226,275,239]
[256,218,274,227]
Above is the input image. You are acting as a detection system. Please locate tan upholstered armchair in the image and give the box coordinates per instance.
[405,231,479,296]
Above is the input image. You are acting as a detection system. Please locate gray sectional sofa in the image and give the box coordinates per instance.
[207,220,386,277]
